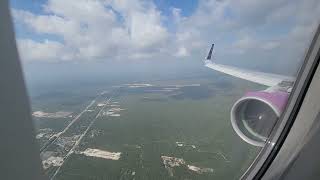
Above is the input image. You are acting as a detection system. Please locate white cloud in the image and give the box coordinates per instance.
[129,10,168,48]
[12,0,320,72]
[172,0,319,72]
[13,0,169,62]
[230,36,281,54]
[12,9,78,36]
[17,39,68,62]
[174,47,189,57]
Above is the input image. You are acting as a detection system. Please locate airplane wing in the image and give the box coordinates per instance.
[204,44,295,87]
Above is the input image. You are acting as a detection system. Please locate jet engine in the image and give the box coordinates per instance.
[231,91,289,146]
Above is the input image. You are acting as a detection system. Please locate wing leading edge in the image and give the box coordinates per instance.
[204,44,294,87]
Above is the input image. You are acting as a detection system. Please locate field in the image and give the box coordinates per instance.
[31,74,264,180]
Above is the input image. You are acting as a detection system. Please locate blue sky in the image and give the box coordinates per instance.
[153,0,198,17]
[9,0,320,79]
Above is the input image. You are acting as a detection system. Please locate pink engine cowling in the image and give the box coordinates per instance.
[230,91,289,147]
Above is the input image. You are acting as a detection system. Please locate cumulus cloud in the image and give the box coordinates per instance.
[13,0,169,62]
[17,39,68,62]
[172,0,320,73]
[12,0,320,72]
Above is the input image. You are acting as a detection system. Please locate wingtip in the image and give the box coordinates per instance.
[206,43,214,60]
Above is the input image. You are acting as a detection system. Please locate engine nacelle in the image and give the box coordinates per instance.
[231,91,289,147]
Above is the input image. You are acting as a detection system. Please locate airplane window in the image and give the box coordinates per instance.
[9,0,320,179]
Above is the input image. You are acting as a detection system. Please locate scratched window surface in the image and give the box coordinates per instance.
[10,0,320,179]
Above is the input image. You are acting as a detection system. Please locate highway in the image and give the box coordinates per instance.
[40,98,96,153]
[50,96,113,180]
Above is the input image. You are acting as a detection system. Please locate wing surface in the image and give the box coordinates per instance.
[204,44,294,86]
[205,62,294,87]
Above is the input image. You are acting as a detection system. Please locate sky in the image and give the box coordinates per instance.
[9,0,320,89]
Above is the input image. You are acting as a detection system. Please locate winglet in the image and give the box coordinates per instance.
[206,44,214,60]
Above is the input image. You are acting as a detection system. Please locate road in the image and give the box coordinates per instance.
[50,96,113,180]
[40,98,96,153]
